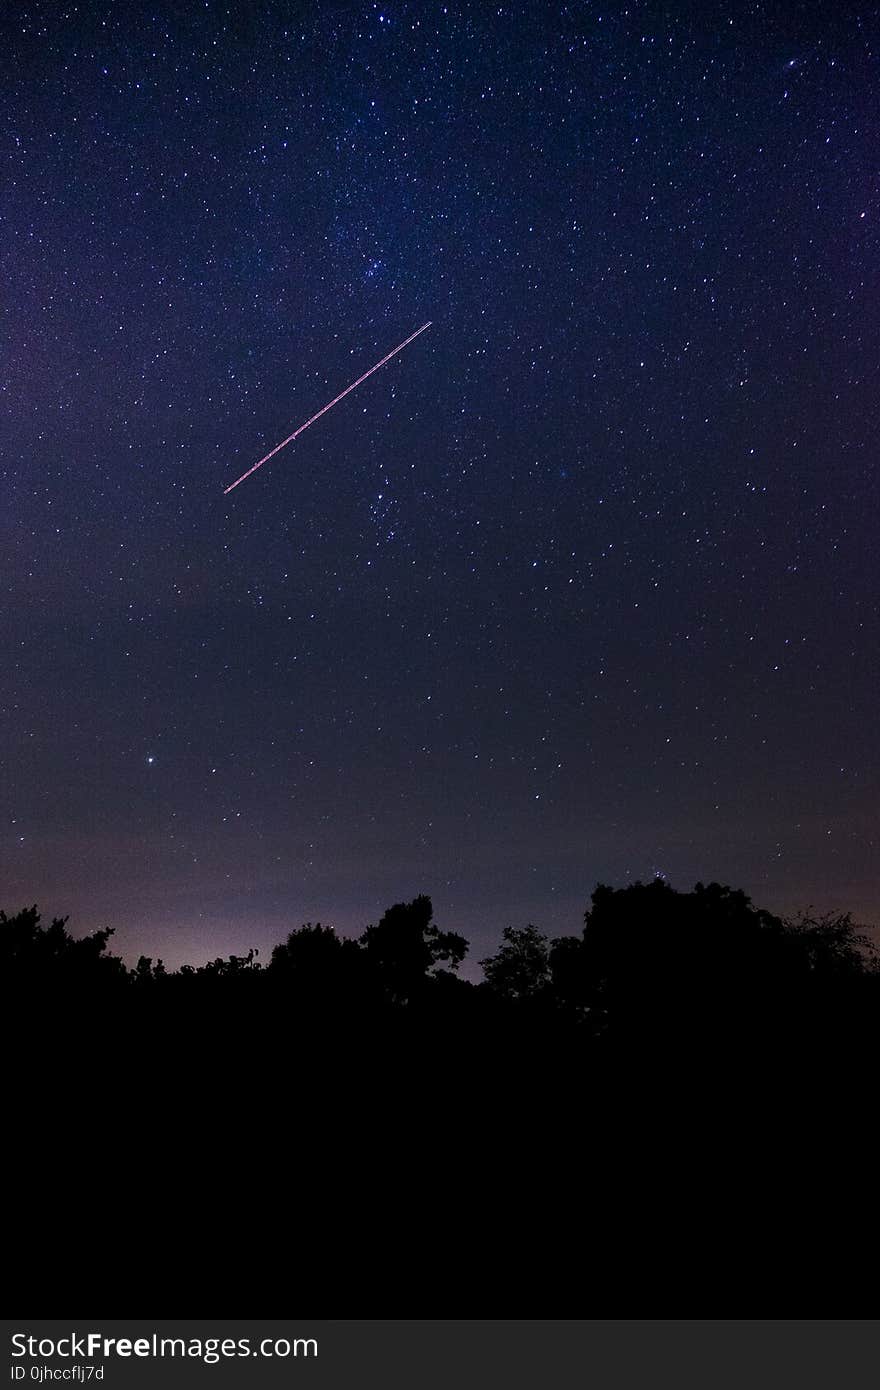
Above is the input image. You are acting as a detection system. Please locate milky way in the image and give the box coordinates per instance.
[2,4,877,970]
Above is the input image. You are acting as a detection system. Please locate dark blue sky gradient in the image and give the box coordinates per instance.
[2,2,877,969]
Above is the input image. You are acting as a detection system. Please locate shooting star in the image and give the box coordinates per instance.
[223,321,432,494]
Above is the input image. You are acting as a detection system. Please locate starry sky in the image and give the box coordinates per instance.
[2,2,878,971]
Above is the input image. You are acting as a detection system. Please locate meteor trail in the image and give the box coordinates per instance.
[223,321,432,494]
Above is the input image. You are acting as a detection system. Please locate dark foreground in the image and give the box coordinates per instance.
[5,880,878,1311]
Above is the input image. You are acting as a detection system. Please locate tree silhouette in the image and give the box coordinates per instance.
[576,878,782,1031]
[358,894,467,1003]
[547,934,593,1017]
[268,922,372,1014]
[0,904,126,989]
[479,925,551,1000]
[782,908,877,975]
[1,882,875,1072]
[271,923,340,974]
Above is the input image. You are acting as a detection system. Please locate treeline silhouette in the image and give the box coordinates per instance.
[4,879,877,1066]
[6,877,878,1310]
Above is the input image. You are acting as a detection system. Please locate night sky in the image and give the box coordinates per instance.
[3,2,878,972]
